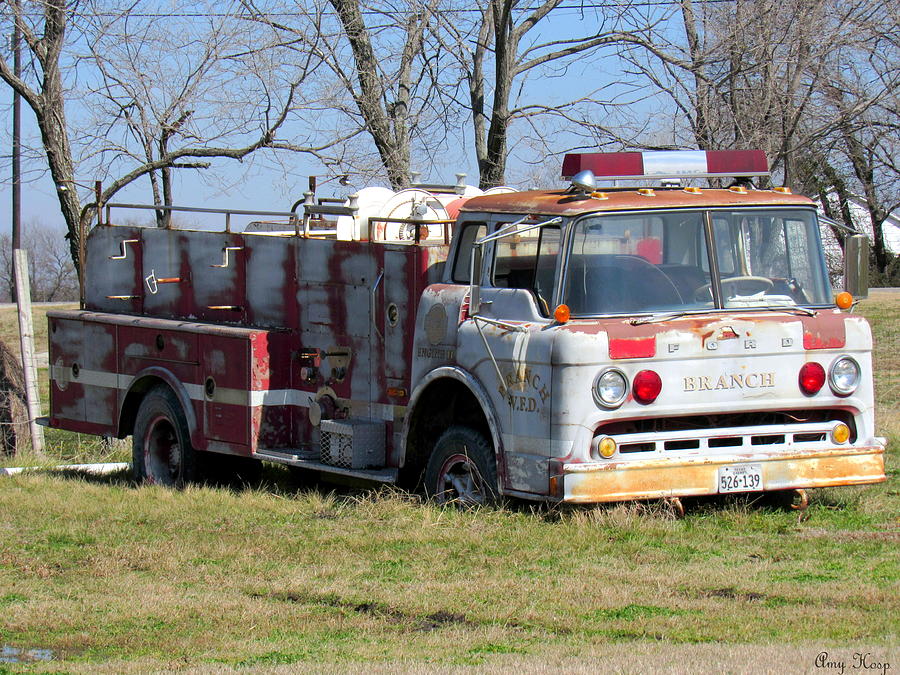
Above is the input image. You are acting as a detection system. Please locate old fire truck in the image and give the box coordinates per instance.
[42,150,886,506]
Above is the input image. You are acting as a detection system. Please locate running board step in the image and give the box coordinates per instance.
[254,449,398,483]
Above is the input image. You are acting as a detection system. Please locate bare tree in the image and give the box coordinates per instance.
[439,0,646,188]
[0,0,332,274]
[245,0,650,190]
[241,0,462,189]
[0,222,78,302]
[790,10,900,276]
[617,0,897,184]
[326,0,439,188]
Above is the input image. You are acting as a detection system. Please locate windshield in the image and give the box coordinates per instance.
[563,208,832,316]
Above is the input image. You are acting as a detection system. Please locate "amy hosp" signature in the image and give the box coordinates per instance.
[816,652,891,675]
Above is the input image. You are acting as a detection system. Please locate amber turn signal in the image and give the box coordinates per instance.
[831,423,851,444]
[554,304,571,323]
[835,292,853,310]
[597,436,617,458]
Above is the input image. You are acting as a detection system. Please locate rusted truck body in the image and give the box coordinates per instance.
[44,150,886,504]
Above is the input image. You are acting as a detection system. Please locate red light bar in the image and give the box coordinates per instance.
[561,150,769,180]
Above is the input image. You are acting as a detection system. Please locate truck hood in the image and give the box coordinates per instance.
[552,309,866,365]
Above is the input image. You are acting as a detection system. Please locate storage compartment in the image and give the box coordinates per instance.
[320,419,385,469]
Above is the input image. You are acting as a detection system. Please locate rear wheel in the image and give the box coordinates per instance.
[132,385,197,487]
[424,426,498,506]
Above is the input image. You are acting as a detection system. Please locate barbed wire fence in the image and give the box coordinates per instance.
[0,336,126,460]
[0,338,26,456]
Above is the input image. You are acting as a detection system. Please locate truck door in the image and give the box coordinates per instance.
[463,219,561,495]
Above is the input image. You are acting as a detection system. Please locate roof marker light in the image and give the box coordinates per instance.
[774,186,792,194]
[684,186,702,194]
[638,188,655,196]
[729,185,748,194]
[561,149,769,181]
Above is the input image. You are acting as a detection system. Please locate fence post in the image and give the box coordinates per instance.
[14,248,45,455]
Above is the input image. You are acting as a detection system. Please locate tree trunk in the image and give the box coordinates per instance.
[679,0,712,150]
[329,0,411,189]
[479,0,517,189]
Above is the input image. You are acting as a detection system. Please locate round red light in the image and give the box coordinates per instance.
[632,370,662,404]
[798,362,826,395]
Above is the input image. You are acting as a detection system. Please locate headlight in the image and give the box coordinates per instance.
[594,368,627,408]
[829,356,860,396]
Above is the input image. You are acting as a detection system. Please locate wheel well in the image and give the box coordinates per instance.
[401,378,492,489]
[117,376,168,439]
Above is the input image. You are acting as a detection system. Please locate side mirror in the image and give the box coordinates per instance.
[843,234,869,299]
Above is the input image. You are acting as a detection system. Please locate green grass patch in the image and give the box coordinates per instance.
[0,288,897,672]
[0,473,896,671]
[586,604,687,620]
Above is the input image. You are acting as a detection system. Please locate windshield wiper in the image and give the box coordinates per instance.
[631,305,817,325]
[630,311,693,325]
[779,306,817,317]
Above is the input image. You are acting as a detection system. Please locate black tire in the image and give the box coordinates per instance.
[132,385,198,487]
[424,426,498,506]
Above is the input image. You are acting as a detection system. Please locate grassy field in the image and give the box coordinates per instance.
[0,298,897,674]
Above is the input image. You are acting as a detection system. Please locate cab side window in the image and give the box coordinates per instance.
[451,223,487,283]
[494,224,560,315]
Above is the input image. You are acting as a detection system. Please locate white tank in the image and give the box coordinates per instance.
[374,184,487,242]
[374,189,449,242]
[336,186,395,241]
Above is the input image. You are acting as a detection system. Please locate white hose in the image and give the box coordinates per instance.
[0,462,129,477]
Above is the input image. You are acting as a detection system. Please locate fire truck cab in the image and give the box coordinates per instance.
[44,150,886,505]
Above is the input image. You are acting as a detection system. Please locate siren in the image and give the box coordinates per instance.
[561,150,769,181]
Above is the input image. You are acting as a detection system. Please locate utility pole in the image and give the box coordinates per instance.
[10,22,44,455]
[12,21,21,254]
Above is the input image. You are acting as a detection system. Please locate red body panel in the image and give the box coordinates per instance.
[52,226,446,463]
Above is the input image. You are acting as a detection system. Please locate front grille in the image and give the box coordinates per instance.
[592,410,856,459]
[751,434,785,446]
[598,410,856,441]
[709,437,742,448]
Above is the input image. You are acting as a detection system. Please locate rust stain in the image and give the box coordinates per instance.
[609,336,656,359]
[565,446,886,503]
[461,188,814,217]
[801,312,846,350]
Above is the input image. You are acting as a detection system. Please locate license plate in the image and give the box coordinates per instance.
[718,464,763,493]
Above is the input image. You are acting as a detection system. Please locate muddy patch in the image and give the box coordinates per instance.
[251,590,474,632]
[1,645,54,664]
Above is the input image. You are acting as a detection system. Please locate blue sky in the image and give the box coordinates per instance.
[0,1,669,233]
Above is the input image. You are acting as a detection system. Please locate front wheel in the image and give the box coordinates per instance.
[424,426,498,506]
[132,385,197,487]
